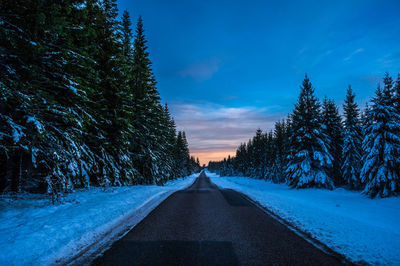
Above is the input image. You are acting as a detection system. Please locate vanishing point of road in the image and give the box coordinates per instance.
[94,171,344,265]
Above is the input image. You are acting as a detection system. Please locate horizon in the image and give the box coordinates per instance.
[117,0,400,165]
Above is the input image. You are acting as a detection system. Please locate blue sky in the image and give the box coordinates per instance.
[117,0,400,164]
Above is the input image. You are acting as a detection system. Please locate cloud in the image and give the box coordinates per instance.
[169,102,285,165]
[377,51,400,68]
[344,48,364,62]
[178,58,221,81]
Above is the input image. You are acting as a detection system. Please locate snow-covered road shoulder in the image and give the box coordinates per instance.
[208,171,400,265]
[0,174,198,265]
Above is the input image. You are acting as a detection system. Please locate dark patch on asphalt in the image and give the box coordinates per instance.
[93,240,239,266]
[220,189,253,207]
[177,189,211,194]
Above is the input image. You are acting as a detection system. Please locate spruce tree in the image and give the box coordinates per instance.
[182,131,191,174]
[394,74,400,113]
[271,120,286,183]
[117,9,139,182]
[342,86,363,189]
[264,130,275,179]
[361,73,400,197]
[322,97,344,185]
[283,115,294,182]
[246,138,254,176]
[121,10,134,58]
[252,129,265,178]
[162,104,178,180]
[175,131,191,177]
[286,75,334,189]
[235,143,248,176]
[0,0,98,194]
[128,16,162,183]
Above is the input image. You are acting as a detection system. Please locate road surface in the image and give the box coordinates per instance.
[93,172,343,265]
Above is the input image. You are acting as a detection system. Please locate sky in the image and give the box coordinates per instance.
[117,0,400,165]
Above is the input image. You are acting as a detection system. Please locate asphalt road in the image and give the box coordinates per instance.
[93,171,343,266]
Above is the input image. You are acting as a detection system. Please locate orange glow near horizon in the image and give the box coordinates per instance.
[191,150,236,166]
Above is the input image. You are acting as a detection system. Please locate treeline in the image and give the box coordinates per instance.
[209,73,400,198]
[0,0,200,195]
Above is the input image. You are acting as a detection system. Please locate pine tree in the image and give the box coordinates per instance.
[0,0,30,191]
[271,120,286,183]
[162,104,179,180]
[252,129,265,178]
[286,75,334,189]
[394,74,400,113]
[322,97,344,185]
[283,115,294,182]
[182,131,191,174]
[246,138,254,176]
[88,0,132,186]
[361,73,400,197]
[264,131,275,179]
[116,9,139,183]
[235,143,248,176]
[129,16,163,184]
[121,10,133,58]
[175,131,190,177]
[0,0,99,194]
[342,86,363,189]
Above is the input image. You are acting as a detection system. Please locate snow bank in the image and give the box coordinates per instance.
[208,171,400,265]
[0,174,197,265]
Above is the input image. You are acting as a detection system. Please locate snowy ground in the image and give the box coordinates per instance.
[0,174,197,265]
[208,171,400,265]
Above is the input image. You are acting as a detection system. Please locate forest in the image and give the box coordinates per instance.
[209,73,400,198]
[0,0,200,197]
